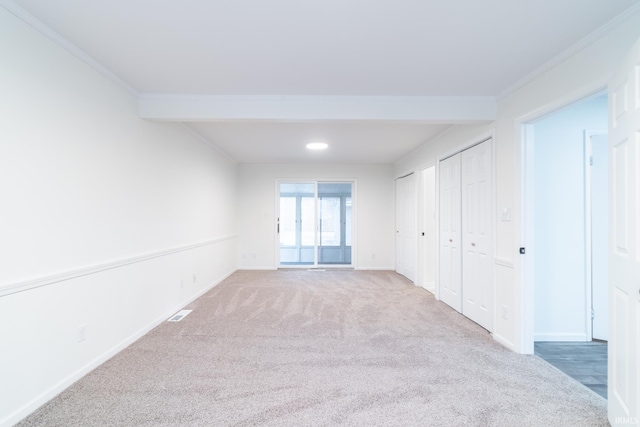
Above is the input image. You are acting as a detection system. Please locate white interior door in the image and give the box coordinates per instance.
[396,174,416,282]
[461,140,494,331]
[403,174,416,282]
[608,36,640,425]
[590,133,609,341]
[439,154,462,312]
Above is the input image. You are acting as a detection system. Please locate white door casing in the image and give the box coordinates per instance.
[422,166,437,294]
[439,154,462,312]
[461,140,494,331]
[396,178,405,276]
[608,36,640,425]
[404,173,417,282]
[590,133,609,341]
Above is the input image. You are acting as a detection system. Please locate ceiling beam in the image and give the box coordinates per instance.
[139,95,496,123]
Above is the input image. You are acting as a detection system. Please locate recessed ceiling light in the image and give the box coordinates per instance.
[306,142,328,150]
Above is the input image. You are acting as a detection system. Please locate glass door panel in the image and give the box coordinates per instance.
[279,183,315,265]
[278,181,353,267]
[318,182,352,265]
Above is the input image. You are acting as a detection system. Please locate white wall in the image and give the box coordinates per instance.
[498,13,640,353]
[395,9,640,353]
[237,164,394,270]
[532,96,607,341]
[0,8,237,426]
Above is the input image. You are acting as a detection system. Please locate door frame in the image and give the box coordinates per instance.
[515,79,608,354]
[275,179,357,269]
[584,129,608,341]
[418,165,437,294]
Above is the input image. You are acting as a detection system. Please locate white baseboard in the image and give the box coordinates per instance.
[421,281,436,294]
[238,266,278,271]
[493,333,516,352]
[355,266,395,271]
[1,269,236,427]
[533,333,588,342]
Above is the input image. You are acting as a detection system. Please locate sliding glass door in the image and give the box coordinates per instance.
[278,181,353,267]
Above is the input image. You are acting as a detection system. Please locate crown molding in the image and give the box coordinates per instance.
[0,0,139,97]
[496,2,640,101]
[181,123,239,164]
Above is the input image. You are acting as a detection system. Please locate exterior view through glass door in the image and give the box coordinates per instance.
[279,181,353,267]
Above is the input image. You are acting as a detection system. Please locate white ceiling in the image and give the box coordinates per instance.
[9,0,640,163]
[189,121,452,164]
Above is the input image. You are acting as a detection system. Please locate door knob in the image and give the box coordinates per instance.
[449,239,453,242]
[471,242,476,246]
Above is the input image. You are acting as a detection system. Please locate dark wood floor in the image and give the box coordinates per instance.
[534,341,607,399]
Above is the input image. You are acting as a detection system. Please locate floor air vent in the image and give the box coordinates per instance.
[168,309,193,322]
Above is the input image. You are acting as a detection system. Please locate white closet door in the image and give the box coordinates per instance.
[608,35,640,424]
[439,154,462,312]
[461,140,493,331]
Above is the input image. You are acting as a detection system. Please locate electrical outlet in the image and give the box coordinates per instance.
[77,325,87,343]
[371,253,376,259]
[192,274,197,284]
[252,253,257,259]
[180,279,184,289]
[501,306,509,320]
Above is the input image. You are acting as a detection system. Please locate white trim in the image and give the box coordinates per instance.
[0,268,235,427]
[495,257,514,269]
[238,267,278,271]
[492,333,515,351]
[584,131,594,342]
[422,281,436,295]
[393,125,456,168]
[357,267,396,271]
[533,333,589,342]
[180,124,238,164]
[0,0,139,97]
[583,129,608,343]
[436,131,495,164]
[0,235,237,297]
[496,3,640,101]
[519,124,536,355]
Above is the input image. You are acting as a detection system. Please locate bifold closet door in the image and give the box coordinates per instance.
[461,140,493,331]
[438,154,462,312]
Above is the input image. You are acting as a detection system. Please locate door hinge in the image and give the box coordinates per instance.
[589,156,593,166]
[591,308,595,320]
[519,247,525,255]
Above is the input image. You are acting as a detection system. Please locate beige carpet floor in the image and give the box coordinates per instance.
[19,270,608,426]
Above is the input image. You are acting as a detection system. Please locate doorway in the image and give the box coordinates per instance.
[418,166,436,294]
[278,181,353,267]
[521,93,609,397]
[525,94,608,343]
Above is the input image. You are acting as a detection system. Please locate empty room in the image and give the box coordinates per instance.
[1,1,639,426]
